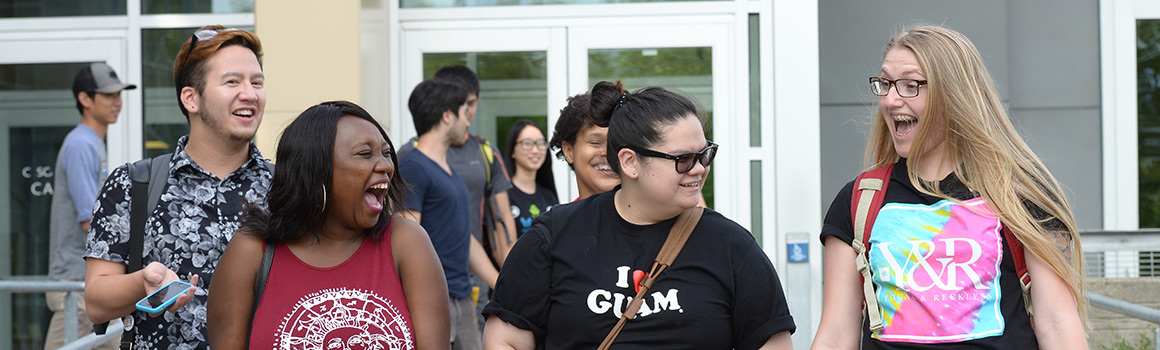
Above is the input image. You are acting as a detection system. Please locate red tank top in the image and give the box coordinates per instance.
[248,227,416,349]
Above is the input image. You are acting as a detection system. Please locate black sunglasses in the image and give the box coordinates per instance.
[629,141,718,174]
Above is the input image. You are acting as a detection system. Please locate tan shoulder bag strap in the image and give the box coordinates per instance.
[854,177,885,332]
[597,206,704,350]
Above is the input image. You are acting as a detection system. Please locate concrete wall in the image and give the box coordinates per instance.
[819,0,1102,228]
[253,0,363,160]
[1086,278,1160,349]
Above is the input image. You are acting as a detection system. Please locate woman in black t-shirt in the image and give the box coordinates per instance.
[812,25,1087,349]
[483,81,795,350]
[503,120,559,237]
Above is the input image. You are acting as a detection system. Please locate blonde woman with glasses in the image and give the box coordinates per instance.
[812,25,1087,349]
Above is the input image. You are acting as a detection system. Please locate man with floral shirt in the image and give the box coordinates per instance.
[83,25,272,349]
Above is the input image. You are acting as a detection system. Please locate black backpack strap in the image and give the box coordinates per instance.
[117,153,171,349]
[144,154,171,215]
[128,153,171,274]
[127,161,149,276]
[246,240,275,348]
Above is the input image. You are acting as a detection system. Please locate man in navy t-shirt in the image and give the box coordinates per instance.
[399,78,495,350]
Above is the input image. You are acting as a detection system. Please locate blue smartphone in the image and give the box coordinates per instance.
[135,280,194,314]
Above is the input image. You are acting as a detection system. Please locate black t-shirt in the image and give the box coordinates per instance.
[484,189,796,350]
[507,184,558,238]
[820,159,1038,349]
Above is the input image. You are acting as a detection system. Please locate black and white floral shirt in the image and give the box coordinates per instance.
[85,135,272,350]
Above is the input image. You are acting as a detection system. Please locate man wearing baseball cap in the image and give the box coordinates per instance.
[44,62,135,350]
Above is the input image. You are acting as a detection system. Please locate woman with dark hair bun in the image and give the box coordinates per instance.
[503,120,559,237]
[207,101,450,350]
[483,81,795,350]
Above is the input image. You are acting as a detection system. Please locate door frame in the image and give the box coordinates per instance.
[394,1,823,345]
[396,17,742,216]
[0,31,138,167]
[398,26,569,199]
[1100,0,1160,229]
[565,18,744,222]
[0,31,131,347]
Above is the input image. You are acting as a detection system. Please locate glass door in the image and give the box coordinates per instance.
[399,27,568,200]
[567,20,744,221]
[399,21,740,216]
[0,34,129,349]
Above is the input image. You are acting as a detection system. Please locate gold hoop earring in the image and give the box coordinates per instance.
[320,185,327,214]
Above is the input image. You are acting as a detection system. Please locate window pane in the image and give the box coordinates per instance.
[0,62,89,349]
[402,0,722,9]
[589,47,713,207]
[421,52,548,153]
[1139,20,1160,228]
[143,0,253,14]
[748,14,761,147]
[0,0,124,17]
[142,28,194,158]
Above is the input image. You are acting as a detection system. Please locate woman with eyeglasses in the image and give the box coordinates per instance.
[811,25,1087,350]
[482,80,795,350]
[503,120,559,238]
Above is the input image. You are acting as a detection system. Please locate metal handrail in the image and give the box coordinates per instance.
[1089,293,1160,324]
[0,280,84,292]
[3,280,1159,348]
[1080,229,1160,235]
[1087,292,1160,350]
[0,280,123,349]
[58,318,123,350]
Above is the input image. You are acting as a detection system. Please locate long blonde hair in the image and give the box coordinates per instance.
[865,25,1087,322]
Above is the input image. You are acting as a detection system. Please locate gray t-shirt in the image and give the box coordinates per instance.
[49,124,107,281]
[398,135,513,241]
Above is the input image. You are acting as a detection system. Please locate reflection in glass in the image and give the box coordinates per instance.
[1140,20,1160,228]
[143,28,193,158]
[0,0,123,18]
[1,62,89,349]
[0,63,90,92]
[589,47,713,207]
[8,127,67,277]
[422,52,548,147]
[402,0,721,8]
[143,0,253,14]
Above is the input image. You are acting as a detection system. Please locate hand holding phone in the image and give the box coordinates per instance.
[136,280,195,314]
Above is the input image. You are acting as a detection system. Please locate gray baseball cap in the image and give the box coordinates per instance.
[74,62,137,94]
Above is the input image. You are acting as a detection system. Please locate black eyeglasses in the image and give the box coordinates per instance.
[629,141,718,174]
[869,77,927,98]
[517,139,548,150]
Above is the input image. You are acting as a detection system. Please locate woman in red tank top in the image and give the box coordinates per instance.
[208,101,450,349]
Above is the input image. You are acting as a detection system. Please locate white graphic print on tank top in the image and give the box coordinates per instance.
[274,288,414,350]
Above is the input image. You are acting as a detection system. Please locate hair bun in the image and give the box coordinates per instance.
[588,80,628,127]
